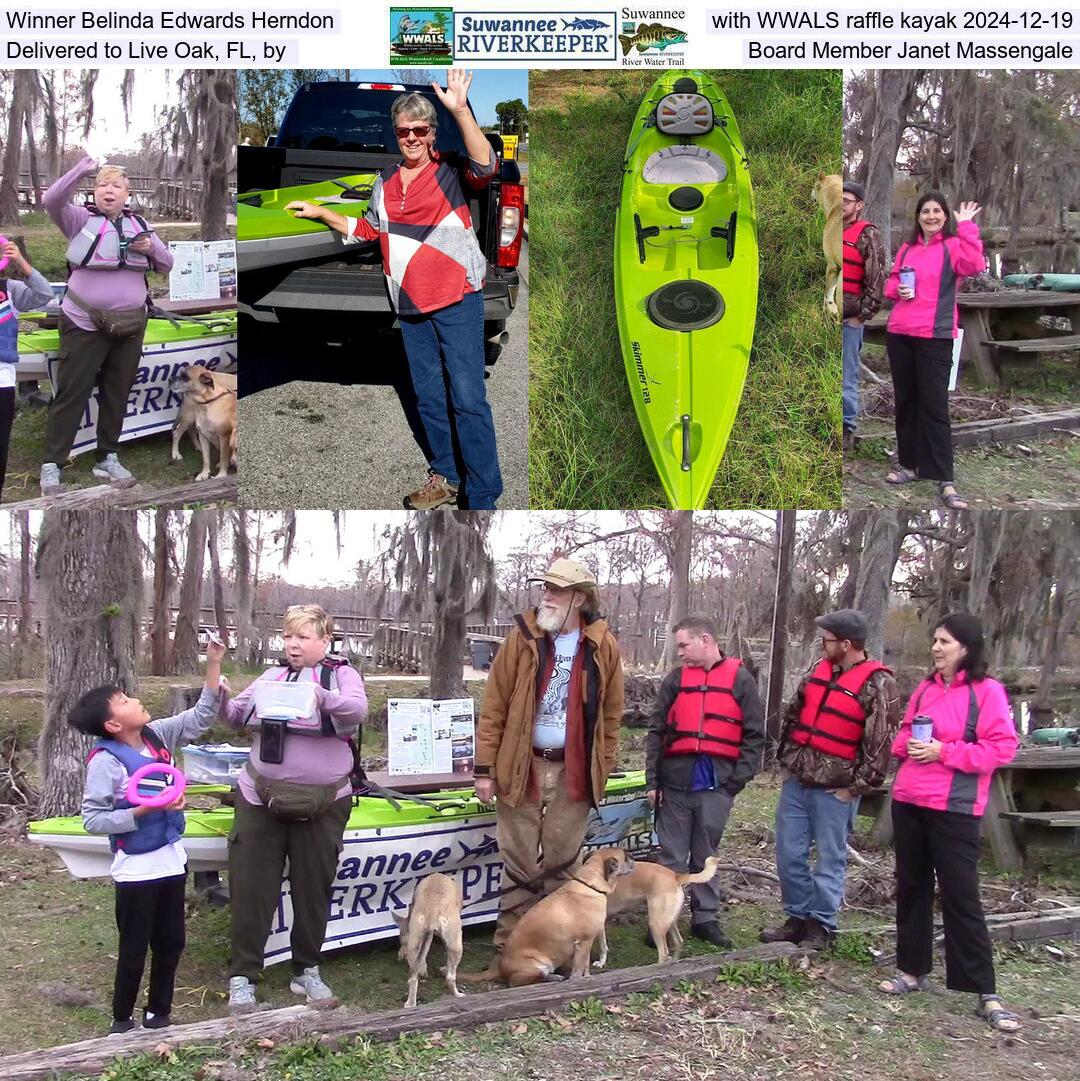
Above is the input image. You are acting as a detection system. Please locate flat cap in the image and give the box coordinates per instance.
[843,180,865,201]
[814,608,868,641]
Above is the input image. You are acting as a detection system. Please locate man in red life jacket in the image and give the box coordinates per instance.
[646,615,764,947]
[842,182,886,453]
[762,609,900,950]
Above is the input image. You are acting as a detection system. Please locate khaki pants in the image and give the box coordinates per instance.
[494,758,590,946]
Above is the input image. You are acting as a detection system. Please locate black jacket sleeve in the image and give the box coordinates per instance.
[645,668,682,790]
[726,665,764,795]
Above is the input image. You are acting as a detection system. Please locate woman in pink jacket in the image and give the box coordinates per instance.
[879,612,1020,1032]
[883,192,984,510]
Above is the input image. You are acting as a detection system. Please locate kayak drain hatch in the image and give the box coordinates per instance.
[646,281,725,331]
[669,186,704,212]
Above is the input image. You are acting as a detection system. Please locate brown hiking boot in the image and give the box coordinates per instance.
[799,918,835,951]
[759,916,806,944]
[842,427,855,454]
[404,472,459,510]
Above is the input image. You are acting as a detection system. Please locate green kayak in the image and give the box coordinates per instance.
[614,71,758,509]
[18,310,238,357]
[237,173,377,271]
[1002,273,1080,293]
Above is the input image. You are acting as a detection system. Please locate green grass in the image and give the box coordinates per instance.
[528,69,842,509]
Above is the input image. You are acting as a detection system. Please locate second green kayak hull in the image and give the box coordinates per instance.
[614,70,758,509]
[1002,273,1080,293]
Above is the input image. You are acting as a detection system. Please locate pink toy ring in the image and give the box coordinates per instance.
[126,763,186,808]
[0,235,9,272]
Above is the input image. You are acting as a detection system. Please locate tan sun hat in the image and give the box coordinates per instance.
[527,557,597,589]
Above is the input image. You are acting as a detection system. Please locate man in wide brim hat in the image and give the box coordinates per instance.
[474,557,624,947]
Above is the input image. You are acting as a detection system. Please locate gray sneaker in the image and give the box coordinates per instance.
[289,966,338,1005]
[228,975,257,1014]
[40,462,62,495]
[92,454,136,488]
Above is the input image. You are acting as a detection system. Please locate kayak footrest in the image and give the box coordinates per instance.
[710,211,738,262]
[635,213,660,264]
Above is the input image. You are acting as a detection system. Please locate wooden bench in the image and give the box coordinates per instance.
[997,810,1080,853]
[987,334,1080,356]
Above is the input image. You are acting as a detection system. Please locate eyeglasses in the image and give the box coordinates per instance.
[395,125,432,139]
[820,636,842,645]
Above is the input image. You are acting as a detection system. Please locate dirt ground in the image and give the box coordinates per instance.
[2,688,1079,1079]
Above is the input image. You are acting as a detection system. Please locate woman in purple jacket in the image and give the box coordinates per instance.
[879,612,1020,1032]
[883,192,984,510]
[40,157,174,495]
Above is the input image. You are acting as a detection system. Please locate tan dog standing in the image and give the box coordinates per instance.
[462,847,635,988]
[391,872,465,1008]
[594,855,720,968]
[813,172,843,317]
[169,364,237,481]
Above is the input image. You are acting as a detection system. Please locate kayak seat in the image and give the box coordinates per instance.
[669,187,704,212]
[673,77,699,94]
[642,146,727,185]
[655,93,714,135]
[646,281,725,332]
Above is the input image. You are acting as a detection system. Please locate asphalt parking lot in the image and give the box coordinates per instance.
[237,243,529,509]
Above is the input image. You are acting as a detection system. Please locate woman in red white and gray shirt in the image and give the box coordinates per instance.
[287,70,502,510]
[879,611,1021,1033]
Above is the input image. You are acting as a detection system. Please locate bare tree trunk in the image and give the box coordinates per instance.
[37,510,142,818]
[171,510,208,674]
[835,511,868,611]
[233,509,257,666]
[23,109,43,210]
[0,71,31,225]
[864,70,918,264]
[15,511,32,678]
[765,511,796,758]
[658,512,693,670]
[150,509,174,675]
[853,512,906,661]
[207,512,229,643]
[1032,512,1080,723]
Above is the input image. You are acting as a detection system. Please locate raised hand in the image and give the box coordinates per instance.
[3,241,30,276]
[432,69,473,114]
[953,201,981,223]
[83,156,99,175]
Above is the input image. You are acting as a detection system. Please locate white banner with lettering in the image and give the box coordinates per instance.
[263,789,654,964]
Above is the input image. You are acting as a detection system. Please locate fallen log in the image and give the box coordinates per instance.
[7,474,236,511]
[0,942,806,1081]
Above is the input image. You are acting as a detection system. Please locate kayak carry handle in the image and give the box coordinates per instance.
[710,211,738,262]
[634,213,660,264]
[681,414,692,471]
[332,179,375,200]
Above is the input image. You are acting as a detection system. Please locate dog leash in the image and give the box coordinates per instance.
[197,388,237,404]
[457,845,585,913]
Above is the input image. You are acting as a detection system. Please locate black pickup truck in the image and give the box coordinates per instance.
[237,80,524,364]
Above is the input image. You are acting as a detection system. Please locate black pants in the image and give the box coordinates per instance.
[0,386,14,501]
[113,872,187,1021]
[892,800,995,994]
[886,331,955,482]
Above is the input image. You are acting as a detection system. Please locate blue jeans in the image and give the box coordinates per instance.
[775,776,859,930]
[842,321,863,432]
[398,291,503,509]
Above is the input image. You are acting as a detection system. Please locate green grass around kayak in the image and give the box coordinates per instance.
[530,69,842,510]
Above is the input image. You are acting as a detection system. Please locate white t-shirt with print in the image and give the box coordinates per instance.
[533,628,580,750]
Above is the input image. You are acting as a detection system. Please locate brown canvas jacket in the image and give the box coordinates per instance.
[778,660,901,793]
[474,609,624,808]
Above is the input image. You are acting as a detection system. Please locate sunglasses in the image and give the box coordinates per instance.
[395,125,432,139]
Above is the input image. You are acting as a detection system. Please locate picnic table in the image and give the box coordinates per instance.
[862,290,1080,389]
[859,745,1080,870]
[956,291,1080,388]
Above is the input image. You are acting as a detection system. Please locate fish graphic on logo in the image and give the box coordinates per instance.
[458,833,499,859]
[563,17,608,30]
[618,22,686,56]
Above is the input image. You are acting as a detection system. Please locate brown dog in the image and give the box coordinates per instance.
[594,855,721,968]
[813,172,843,317]
[391,873,465,1008]
[462,847,635,988]
[169,364,237,481]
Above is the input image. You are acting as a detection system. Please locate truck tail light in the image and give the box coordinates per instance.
[497,183,524,268]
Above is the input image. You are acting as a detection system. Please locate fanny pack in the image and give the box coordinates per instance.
[246,763,347,822]
[64,286,148,340]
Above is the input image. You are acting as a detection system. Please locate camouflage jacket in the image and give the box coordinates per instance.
[843,219,887,323]
[778,661,901,793]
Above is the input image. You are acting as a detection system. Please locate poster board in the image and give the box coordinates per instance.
[388,697,476,775]
[169,240,238,301]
